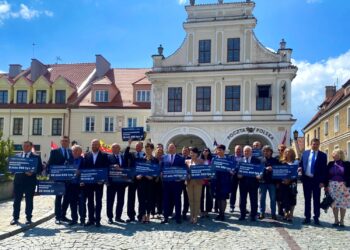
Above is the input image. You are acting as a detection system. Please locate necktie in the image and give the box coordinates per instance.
[171,154,174,165]
[64,149,68,160]
[115,154,120,165]
[311,151,316,174]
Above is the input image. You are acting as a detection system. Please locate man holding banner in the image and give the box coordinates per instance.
[47,136,74,225]
[10,141,42,225]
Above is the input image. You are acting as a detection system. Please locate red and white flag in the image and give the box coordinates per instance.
[51,141,59,150]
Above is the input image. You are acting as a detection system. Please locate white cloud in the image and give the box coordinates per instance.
[0,1,53,25]
[178,0,187,5]
[292,50,350,131]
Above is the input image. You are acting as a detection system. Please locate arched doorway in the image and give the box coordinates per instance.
[167,134,207,153]
[228,134,272,154]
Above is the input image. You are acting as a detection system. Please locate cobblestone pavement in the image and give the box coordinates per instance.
[0,184,349,250]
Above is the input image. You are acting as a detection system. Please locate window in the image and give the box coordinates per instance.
[334,114,339,132]
[307,134,310,147]
[0,90,8,104]
[347,107,350,127]
[104,117,114,132]
[136,90,151,102]
[32,118,42,135]
[256,85,272,111]
[52,118,62,136]
[95,90,108,102]
[168,87,182,112]
[199,40,211,63]
[128,118,137,128]
[16,90,27,104]
[227,38,240,62]
[146,124,150,132]
[317,127,320,139]
[55,90,66,104]
[13,118,23,135]
[324,121,329,136]
[85,117,95,132]
[36,90,47,104]
[196,87,211,112]
[314,129,316,139]
[225,86,240,111]
[0,117,3,131]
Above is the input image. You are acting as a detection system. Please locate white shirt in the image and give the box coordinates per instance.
[22,152,30,158]
[243,156,252,163]
[92,152,99,164]
[306,150,318,177]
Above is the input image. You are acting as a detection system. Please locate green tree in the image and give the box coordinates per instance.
[0,131,14,178]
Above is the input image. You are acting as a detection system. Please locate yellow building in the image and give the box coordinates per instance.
[303,81,350,160]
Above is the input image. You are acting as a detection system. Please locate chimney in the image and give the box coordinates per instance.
[95,55,111,78]
[9,64,22,78]
[325,86,336,99]
[31,59,48,82]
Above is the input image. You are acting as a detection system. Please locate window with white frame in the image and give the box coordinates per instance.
[104,117,114,132]
[0,117,3,131]
[334,113,339,132]
[32,118,43,135]
[136,90,151,102]
[324,121,329,136]
[127,118,137,128]
[347,107,350,127]
[85,116,95,132]
[95,90,108,102]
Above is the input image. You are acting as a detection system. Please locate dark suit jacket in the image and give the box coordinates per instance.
[299,150,327,184]
[240,156,261,182]
[82,151,109,169]
[47,147,74,170]
[107,153,128,169]
[14,152,43,186]
[325,161,350,187]
[161,154,185,169]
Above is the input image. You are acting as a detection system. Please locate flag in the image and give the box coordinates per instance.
[281,130,288,145]
[51,141,59,150]
[213,138,218,146]
[99,140,112,153]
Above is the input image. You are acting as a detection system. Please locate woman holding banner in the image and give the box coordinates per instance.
[200,148,213,218]
[186,147,204,224]
[137,142,158,223]
[280,148,298,222]
[152,147,164,218]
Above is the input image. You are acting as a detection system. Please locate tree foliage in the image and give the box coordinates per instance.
[0,131,14,178]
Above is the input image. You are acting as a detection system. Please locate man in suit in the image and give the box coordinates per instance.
[125,140,145,222]
[81,139,109,227]
[238,145,261,221]
[106,143,129,224]
[298,138,327,225]
[161,143,185,224]
[11,141,42,225]
[230,145,242,213]
[47,135,74,225]
[180,146,190,220]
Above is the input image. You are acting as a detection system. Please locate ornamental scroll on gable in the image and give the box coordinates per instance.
[280,80,287,111]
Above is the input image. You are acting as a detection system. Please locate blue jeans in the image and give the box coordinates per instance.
[259,183,276,216]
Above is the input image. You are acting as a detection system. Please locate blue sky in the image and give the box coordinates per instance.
[1,0,350,134]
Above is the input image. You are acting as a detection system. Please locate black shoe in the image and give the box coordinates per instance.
[107,218,113,224]
[250,217,256,222]
[258,214,265,220]
[238,216,246,221]
[302,218,311,224]
[68,221,77,226]
[80,222,85,226]
[160,219,169,224]
[84,221,94,227]
[126,218,135,223]
[95,222,101,227]
[10,219,18,225]
[176,219,182,224]
[25,219,32,225]
[271,215,277,220]
[182,214,188,220]
[61,216,71,223]
[314,219,321,226]
[115,218,125,223]
[55,220,61,225]
[230,208,235,213]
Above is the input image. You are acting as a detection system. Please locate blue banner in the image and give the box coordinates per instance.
[37,181,66,195]
[49,164,78,181]
[189,164,215,179]
[212,158,236,172]
[80,168,108,183]
[8,156,38,174]
[162,166,188,181]
[238,162,264,177]
[135,162,160,177]
[122,127,144,141]
[109,167,134,183]
[252,149,262,158]
[272,164,299,180]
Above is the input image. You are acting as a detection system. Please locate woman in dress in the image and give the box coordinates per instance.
[325,149,350,227]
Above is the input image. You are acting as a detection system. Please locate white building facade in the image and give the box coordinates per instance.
[147,1,297,152]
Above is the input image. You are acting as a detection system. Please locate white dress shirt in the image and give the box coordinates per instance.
[306,150,318,177]
[92,152,99,164]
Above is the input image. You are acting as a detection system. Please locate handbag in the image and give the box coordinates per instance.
[320,192,334,212]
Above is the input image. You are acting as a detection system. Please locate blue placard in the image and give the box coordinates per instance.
[37,181,66,195]
[135,162,160,177]
[49,164,78,181]
[162,166,188,181]
[122,127,144,141]
[252,149,262,158]
[109,167,134,183]
[80,168,108,183]
[189,164,215,179]
[212,158,236,172]
[272,164,299,180]
[238,162,264,177]
[8,156,38,174]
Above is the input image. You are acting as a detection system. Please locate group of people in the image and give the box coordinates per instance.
[10,136,350,228]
